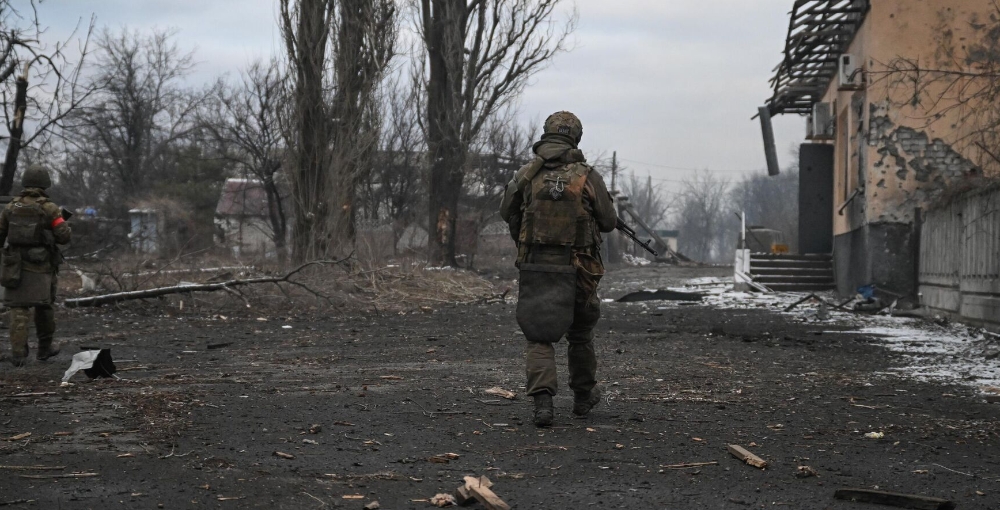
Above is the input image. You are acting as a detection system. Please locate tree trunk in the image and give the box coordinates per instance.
[423,0,467,266]
[288,0,333,263]
[0,75,28,196]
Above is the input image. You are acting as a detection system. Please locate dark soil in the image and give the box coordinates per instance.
[2,265,999,509]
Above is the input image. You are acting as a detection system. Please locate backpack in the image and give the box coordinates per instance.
[6,199,48,247]
[519,162,596,249]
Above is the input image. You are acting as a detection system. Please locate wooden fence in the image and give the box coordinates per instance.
[919,186,1000,328]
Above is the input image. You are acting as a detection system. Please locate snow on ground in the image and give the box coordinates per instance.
[665,278,1000,391]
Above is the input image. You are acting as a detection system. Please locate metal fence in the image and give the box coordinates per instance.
[919,186,1000,327]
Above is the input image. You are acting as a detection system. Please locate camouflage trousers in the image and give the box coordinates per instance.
[9,305,55,360]
[525,291,601,398]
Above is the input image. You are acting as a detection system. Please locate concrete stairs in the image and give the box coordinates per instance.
[749,254,835,292]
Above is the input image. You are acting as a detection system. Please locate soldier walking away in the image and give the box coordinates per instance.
[499,112,617,427]
[0,165,71,367]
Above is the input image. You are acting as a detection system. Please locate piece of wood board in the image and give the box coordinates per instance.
[463,476,509,510]
[727,444,768,469]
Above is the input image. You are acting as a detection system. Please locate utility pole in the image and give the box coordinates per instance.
[607,151,621,264]
[610,151,618,195]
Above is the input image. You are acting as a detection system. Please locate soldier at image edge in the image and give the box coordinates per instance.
[0,165,71,367]
[499,111,617,427]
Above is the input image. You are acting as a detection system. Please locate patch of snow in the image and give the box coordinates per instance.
[622,254,651,266]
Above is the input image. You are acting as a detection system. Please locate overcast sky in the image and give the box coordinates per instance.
[43,0,803,190]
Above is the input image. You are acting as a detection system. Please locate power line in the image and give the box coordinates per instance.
[618,157,764,175]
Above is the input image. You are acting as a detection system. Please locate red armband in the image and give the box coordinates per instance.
[51,217,65,228]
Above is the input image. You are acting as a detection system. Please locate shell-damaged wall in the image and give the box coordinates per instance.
[825,0,995,236]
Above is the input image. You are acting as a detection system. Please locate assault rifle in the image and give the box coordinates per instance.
[616,218,657,256]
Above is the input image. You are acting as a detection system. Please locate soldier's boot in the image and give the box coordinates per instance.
[9,307,31,367]
[573,387,602,416]
[35,306,59,361]
[568,337,599,417]
[532,393,554,428]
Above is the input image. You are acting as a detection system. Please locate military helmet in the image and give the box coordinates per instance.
[21,165,52,189]
[543,111,583,143]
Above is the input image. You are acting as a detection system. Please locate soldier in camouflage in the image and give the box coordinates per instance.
[499,112,617,427]
[0,165,71,367]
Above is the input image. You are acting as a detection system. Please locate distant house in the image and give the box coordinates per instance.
[129,208,161,254]
[653,229,679,254]
[215,178,283,258]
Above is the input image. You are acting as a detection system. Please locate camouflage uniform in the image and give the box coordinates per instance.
[499,112,617,426]
[0,166,71,366]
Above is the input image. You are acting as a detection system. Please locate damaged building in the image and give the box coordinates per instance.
[763,0,1000,326]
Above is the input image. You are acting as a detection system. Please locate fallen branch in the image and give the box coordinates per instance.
[783,293,820,312]
[65,258,350,308]
[19,473,98,479]
[660,461,719,469]
[833,488,955,510]
[0,465,64,471]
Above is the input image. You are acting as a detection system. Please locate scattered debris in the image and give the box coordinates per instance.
[864,432,885,439]
[727,444,768,469]
[796,466,819,478]
[19,472,99,479]
[0,465,62,470]
[4,433,31,441]
[273,451,295,460]
[483,387,517,400]
[428,453,460,464]
[660,461,718,469]
[309,424,323,434]
[618,289,703,303]
[61,349,117,384]
[460,476,509,510]
[380,375,404,381]
[342,495,364,500]
[429,493,457,507]
[833,488,955,510]
[363,501,380,510]
[783,293,822,312]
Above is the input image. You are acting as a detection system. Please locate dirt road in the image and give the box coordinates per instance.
[1,265,998,509]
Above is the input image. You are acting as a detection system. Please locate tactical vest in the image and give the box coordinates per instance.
[6,199,48,247]
[519,162,595,251]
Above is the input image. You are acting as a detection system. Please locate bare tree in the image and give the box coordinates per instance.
[203,58,291,261]
[675,170,730,263]
[464,113,534,225]
[279,0,397,262]
[359,77,425,238]
[618,171,674,231]
[729,169,799,252]
[413,0,576,266]
[0,4,97,195]
[63,28,205,215]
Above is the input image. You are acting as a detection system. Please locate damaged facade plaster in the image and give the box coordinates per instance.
[814,0,994,296]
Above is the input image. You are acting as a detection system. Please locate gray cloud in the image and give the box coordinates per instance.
[42,0,803,185]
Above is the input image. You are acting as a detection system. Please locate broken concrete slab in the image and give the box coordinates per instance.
[618,289,703,303]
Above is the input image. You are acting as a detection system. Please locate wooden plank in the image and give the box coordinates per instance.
[463,476,509,510]
[727,444,768,469]
[455,476,492,506]
[833,489,956,510]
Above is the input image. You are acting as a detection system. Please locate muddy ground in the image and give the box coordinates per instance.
[2,264,1000,509]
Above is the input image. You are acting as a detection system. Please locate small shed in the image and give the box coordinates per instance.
[129,209,161,254]
[215,178,280,257]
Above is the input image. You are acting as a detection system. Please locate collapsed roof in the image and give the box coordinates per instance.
[765,0,870,116]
